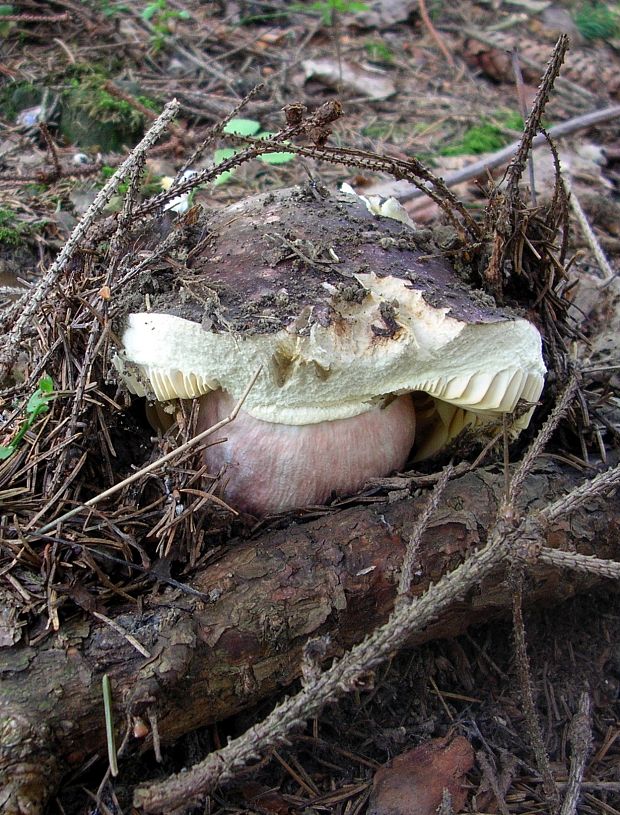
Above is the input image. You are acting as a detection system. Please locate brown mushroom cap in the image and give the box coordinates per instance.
[114,185,546,457]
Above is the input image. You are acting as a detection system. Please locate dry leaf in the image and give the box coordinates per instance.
[463,33,620,97]
[240,781,292,815]
[302,58,396,99]
[368,735,475,815]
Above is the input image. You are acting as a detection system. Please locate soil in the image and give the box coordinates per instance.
[1,2,620,815]
[119,185,510,335]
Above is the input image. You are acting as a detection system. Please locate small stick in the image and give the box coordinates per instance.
[92,611,151,659]
[418,0,455,68]
[27,368,261,540]
[525,547,620,580]
[511,570,560,808]
[147,706,162,764]
[398,105,620,202]
[397,464,453,597]
[541,461,620,524]
[39,123,62,181]
[0,12,69,22]
[504,378,578,511]
[559,693,592,815]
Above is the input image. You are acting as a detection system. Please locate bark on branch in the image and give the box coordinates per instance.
[1,459,618,814]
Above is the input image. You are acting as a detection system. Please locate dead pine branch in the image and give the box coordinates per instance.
[511,569,560,809]
[559,693,592,815]
[2,456,619,812]
[485,35,569,294]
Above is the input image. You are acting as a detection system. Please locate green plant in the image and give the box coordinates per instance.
[0,208,31,246]
[0,210,22,246]
[59,68,159,150]
[440,112,523,156]
[66,76,144,128]
[0,4,14,35]
[97,0,130,16]
[574,2,619,39]
[292,0,368,26]
[213,118,295,186]
[141,0,190,52]
[364,39,394,64]
[0,376,55,460]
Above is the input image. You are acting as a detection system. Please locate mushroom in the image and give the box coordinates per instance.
[114,185,545,516]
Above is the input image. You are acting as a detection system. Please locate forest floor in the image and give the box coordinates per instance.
[1,2,620,814]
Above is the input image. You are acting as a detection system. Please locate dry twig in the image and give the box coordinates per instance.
[418,0,456,68]
[565,178,615,282]
[397,464,453,597]
[511,569,559,808]
[559,693,592,815]
[398,105,620,203]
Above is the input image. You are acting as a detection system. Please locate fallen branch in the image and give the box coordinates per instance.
[397,105,620,202]
[1,457,618,814]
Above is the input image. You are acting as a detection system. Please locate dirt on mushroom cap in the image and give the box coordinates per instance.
[114,184,545,433]
[116,184,513,336]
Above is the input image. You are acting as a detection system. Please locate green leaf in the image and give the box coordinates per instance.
[178,9,190,19]
[256,132,295,164]
[212,147,239,185]
[0,5,15,15]
[0,377,55,460]
[214,148,238,161]
[38,375,54,394]
[26,378,54,416]
[141,3,161,21]
[259,152,296,165]
[223,118,261,137]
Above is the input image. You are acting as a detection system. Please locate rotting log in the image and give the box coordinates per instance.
[1,459,619,814]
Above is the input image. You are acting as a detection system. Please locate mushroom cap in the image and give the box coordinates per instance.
[114,185,546,453]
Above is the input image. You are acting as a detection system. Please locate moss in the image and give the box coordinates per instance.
[440,112,524,156]
[59,67,159,151]
[0,80,43,122]
[0,209,28,246]
[364,39,394,65]
[0,207,49,247]
[64,75,144,127]
[574,2,619,39]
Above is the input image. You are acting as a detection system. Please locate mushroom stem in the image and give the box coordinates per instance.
[199,391,417,516]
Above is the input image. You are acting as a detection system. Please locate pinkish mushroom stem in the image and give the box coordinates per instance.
[199,390,416,516]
